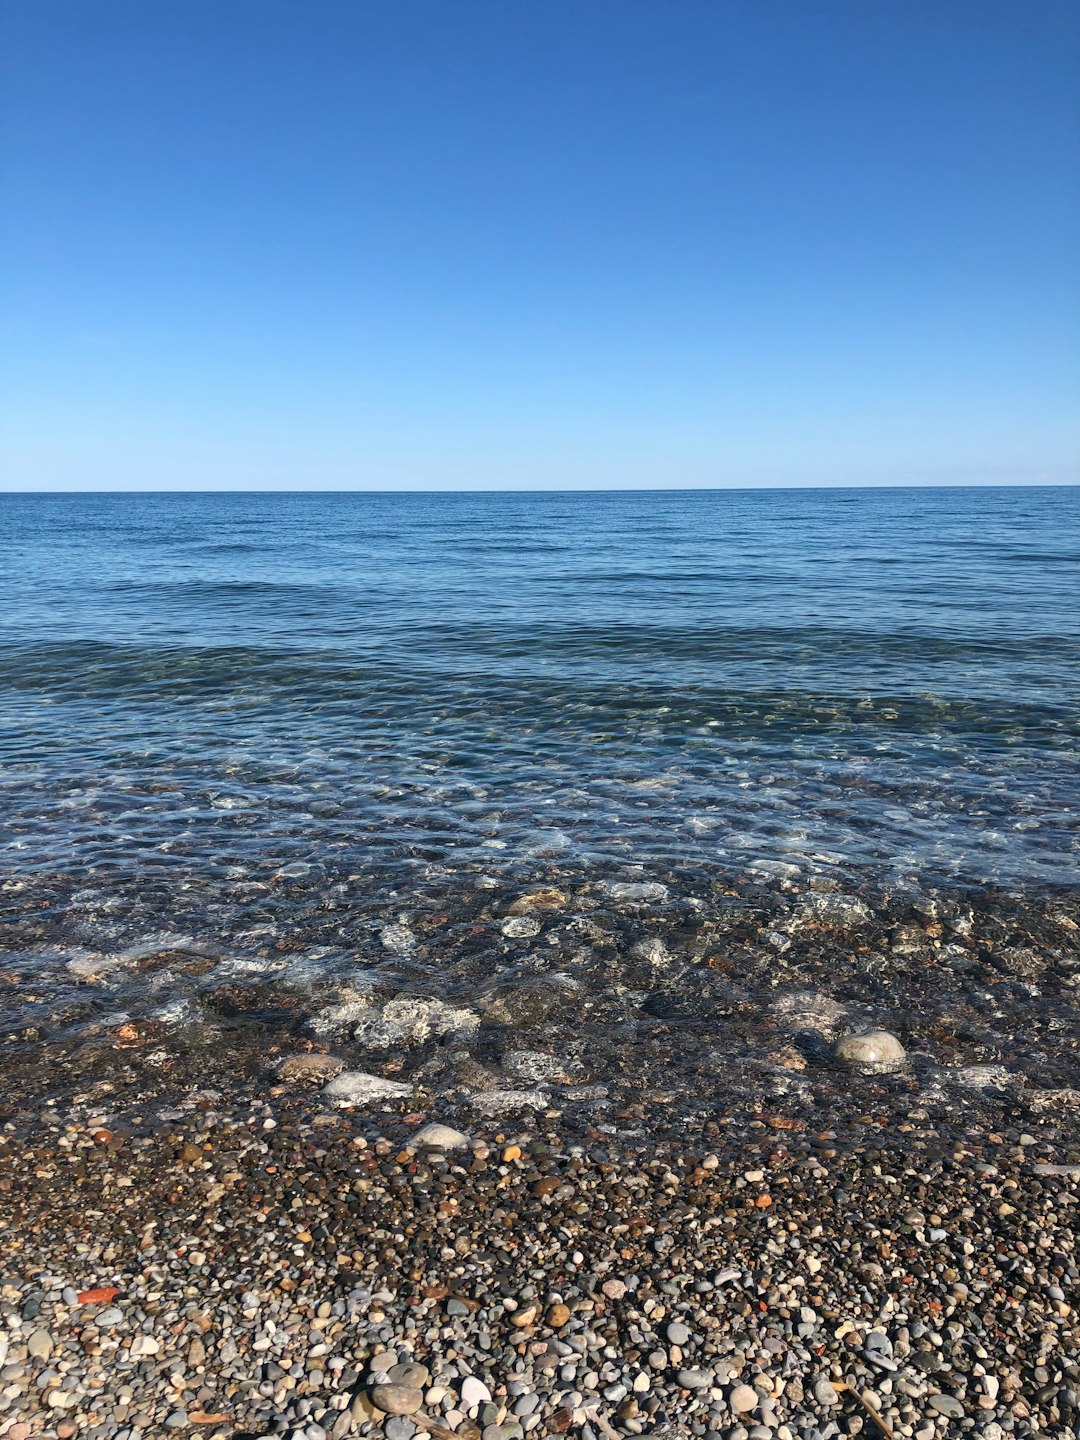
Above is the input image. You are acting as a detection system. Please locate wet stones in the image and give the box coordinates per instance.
[501,915,541,939]
[834,1028,906,1070]
[321,1071,412,1104]
[279,1052,346,1082]
[601,880,669,904]
[483,979,566,1028]
[507,888,567,915]
[354,996,480,1046]
[468,1087,548,1113]
[406,1122,471,1151]
[799,892,874,928]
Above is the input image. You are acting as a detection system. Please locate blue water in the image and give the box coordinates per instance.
[1,487,1078,894]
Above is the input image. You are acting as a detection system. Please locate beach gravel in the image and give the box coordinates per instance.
[1,1081,1077,1440]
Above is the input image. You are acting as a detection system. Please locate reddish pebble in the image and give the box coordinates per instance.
[601,1278,627,1299]
[76,1286,119,1305]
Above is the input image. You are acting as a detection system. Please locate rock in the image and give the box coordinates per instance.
[666,1321,691,1346]
[800,893,873,928]
[468,1088,548,1113]
[370,1384,423,1416]
[676,1369,712,1389]
[928,1394,964,1418]
[834,1029,906,1069]
[730,1384,759,1413]
[355,996,480,1046]
[380,924,415,953]
[388,1363,430,1388]
[501,915,541,938]
[546,1303,571,1327]
[483,980,565,1028]
[461,1376,493,1409]
[1032,1163,1080,1178]
[406,1123,471,1151]
[504,1049,565,1082]
[507,889,567,915]
[94,1307,124,1326]
[602,881,669,903]
[279,1053,346,1082]
[322,1071,412,1105]
[812,1377,840,1407]
[129,1334,160,1357]
[27,1329,52,1360]
[351,1392,386,1424]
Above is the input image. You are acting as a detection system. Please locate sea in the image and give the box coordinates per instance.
[1,487,1078,1117]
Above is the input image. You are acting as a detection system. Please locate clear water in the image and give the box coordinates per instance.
[2,487,1077,889]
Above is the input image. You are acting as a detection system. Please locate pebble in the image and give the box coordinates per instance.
[730,1384,760,1413]
[26,1330,52,1360]
[462,1376,493,1408]
[928,1394,965,1418]
[405,1123,471,1151]
[677,1369,713,1389]
[833,1029,905,1068]
[371,1384,424,1415]
[322,1071,413,1104]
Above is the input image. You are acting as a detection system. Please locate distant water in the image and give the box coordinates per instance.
[1,487,1078,890]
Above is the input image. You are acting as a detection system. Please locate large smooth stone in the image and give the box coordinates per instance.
[834,1029,905,1069]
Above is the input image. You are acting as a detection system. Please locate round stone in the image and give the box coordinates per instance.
[730,1384,759,1413]
[388,1363,431,1388]
[371,1384,424,1416]
[834,1029,906,1069]
[405,1123,471,1152]
[666,1321,691,1346]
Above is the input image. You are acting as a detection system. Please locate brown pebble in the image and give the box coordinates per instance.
[546,1303,571,1327]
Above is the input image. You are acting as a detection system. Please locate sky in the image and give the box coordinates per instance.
[1,0,1078,491]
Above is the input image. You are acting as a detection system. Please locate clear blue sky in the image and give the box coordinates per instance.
[2,0,1078,490]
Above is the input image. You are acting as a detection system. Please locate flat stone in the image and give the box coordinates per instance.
[27,1329,52,1361]
[468,1088,548,1113]
[928,1394,965,1418]
[387,1363,431,1388]
[461,1376,493,1408]
[666,1322,691,1346]
[676,1369,713,1389]
[322,1071,412,1105]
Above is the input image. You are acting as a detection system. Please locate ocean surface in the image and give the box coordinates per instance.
[1,487,1078,1107]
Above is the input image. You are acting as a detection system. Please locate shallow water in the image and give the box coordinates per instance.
[1,488,1078,1106]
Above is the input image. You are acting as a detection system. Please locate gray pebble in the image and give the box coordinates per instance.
[677,1368,713,1389]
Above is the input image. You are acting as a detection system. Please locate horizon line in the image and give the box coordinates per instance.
[1,480,1078,497]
